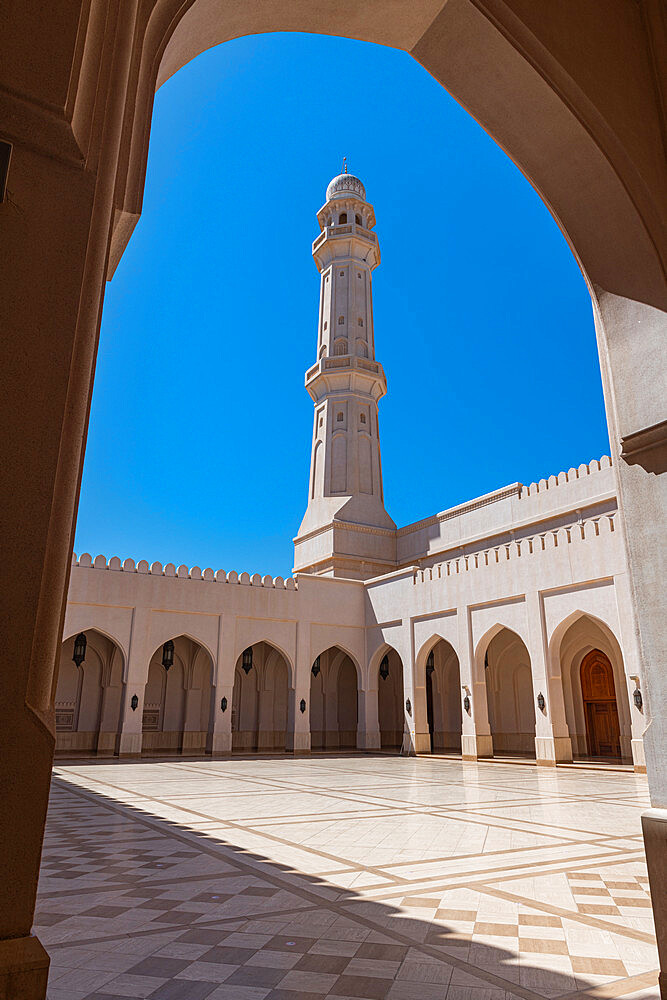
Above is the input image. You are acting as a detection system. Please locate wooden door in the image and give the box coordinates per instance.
[580,650,621,758]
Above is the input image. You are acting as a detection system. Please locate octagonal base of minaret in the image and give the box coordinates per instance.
[294,515,396,581]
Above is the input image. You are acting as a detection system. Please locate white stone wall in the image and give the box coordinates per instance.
[60,459,647,768]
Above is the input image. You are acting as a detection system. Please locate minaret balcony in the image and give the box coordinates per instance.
[304,355,387,401]
[312,223,377,253]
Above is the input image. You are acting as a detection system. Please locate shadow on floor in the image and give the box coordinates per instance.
[36,755,657,1000]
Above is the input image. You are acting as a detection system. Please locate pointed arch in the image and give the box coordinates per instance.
[549,610,632,761]
[62,625,128,666]
[372,644,405,751]
[480,625,535,758]
[55,628,126,756]
[232,638,294,688]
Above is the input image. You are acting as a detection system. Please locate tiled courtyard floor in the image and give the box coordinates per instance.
[38,755,659,1000]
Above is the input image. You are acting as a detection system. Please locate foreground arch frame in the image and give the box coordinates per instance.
[0,3,665,996]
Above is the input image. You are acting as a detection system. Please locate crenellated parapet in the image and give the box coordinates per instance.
[71,554,297,589]
[412,509,617,585]
[518,455,613,498]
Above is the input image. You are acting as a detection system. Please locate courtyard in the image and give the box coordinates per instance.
[39,755,658,1000]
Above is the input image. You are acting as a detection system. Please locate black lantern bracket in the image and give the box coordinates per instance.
[162,639,174,671]
[72,632,87,668]
[537,691,546,713]
[299,698,306,714]
[220,696,228,712]
[130,694,139,711]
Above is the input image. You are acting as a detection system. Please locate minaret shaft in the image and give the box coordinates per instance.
[294,172,396,580]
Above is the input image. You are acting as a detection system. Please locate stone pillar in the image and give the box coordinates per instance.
[96,679,123,756]
[411,667,431,755]
[357,687,381,750]
[117,609,151,757]
[323,663,340,748]
[286,627,311,754]
[594,293,667,997]
[181,684,202,754]
[525,591,573,765]
[614,570,648,771]
[0,0,136,982]
[210,616,233,756]
[458,609,493,760]
[257,649,276,751]
[398,630,424,755]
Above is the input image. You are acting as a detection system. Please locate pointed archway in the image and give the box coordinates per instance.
[553,613,633,763]
[483,628,536,759]
[56,629,125,756]
[232,641,290,752]
[142,635,213,755]
[424,639,462,754]
[377,647,405,751]
[580,650,622,759]
[310,646,359,750]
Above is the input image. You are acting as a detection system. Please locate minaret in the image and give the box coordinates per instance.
[294,167,396,580]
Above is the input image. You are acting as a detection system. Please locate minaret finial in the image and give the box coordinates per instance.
[343,156,347,174]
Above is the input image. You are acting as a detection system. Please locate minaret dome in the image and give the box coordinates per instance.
[326,172,366,202]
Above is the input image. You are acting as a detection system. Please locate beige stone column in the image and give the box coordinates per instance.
[96,648,123,756]
[181,683,203,754]
[613,570,648,771]
[117,609,152,757]
[526,591,573,765]
[210,616,234,756]
[594,293,667,995]
[399,627,425,755]
[411,670,431,755]
[323,676,340,749]
[286,626,311,753]
[458,608,493,760]
[357,687,381,750]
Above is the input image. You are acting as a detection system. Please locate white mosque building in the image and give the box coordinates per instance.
[57,170,648,771]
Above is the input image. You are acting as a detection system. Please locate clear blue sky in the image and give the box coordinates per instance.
[75,32,609,576]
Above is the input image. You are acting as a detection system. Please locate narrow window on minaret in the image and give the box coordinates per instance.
[339,270,344,276]
[323,321,327,330]
[339,212,347,224]
[360,413,367,424]
[337,412,344,422]
[355,214,361,225]
[338,316,344,325]
[358,318,363,327]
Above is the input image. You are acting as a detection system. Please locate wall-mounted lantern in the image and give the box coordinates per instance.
[379,655,389,680]
[242,647,253,674]
[633,688,643,711]
[537,692,546,713]
[405,698,412,716]
[463,694,470,713]
[161,639,174,671]
[72,632,87,668]
[311,656,321,677]
[130,694,139,711]
[300,698,306,714]
[426,651,434,677]
[220,696,228,712]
